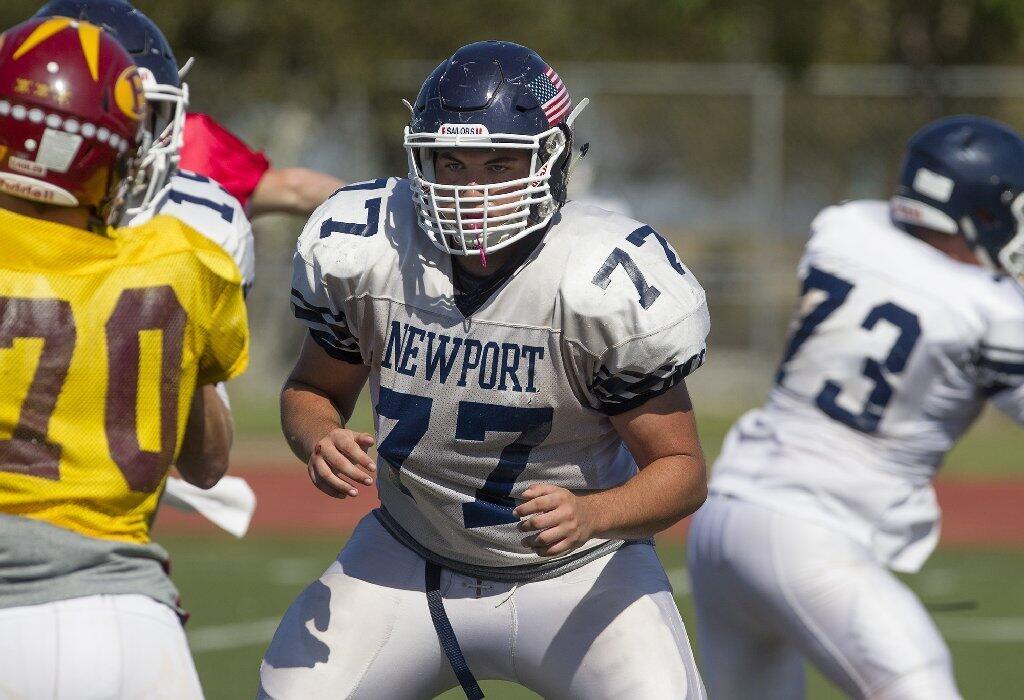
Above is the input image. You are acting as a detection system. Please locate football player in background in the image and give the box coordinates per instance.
[182,111,344,219]
[0,17,248,699]
[259,41,710,699]
[35,0,255,288]
[688,116,1024,699]
[36,1,344,222]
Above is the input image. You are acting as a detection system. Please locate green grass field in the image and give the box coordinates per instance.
[165,535,1024,699]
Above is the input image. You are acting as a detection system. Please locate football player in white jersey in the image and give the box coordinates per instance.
[259,41,710,699]
[688,115,1024,699]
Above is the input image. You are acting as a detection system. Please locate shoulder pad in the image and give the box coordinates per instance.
[557,203,708,358]
[133,214,243,286]
[295,177,404,300]
[150,171,254,288]
[809,199,889,243]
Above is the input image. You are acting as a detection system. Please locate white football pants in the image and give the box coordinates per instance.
[0,594,203,699]
[687,494,961,700]
[259,513,706,699]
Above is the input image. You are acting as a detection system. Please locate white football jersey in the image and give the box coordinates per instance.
[711,200,1024,572]
[128,170,255,292]
[291,178,710,569]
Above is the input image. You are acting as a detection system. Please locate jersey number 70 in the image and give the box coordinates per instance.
[0,288,186,492]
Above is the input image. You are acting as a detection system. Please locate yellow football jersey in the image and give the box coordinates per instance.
[0,209,249,544]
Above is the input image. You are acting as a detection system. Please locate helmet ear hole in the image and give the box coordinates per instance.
[973,207,998,226]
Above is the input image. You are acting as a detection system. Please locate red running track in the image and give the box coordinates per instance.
[153,471,1024,546]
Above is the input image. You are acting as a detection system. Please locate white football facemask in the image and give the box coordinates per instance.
[125,69,189,218]
[999,192,1024,288]
[405,126,567,258]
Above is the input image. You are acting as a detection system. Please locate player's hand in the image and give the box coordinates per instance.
[307,429,376,499]
[514,484,596,557]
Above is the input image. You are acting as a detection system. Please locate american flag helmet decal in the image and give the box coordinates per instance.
[526,66,571,126]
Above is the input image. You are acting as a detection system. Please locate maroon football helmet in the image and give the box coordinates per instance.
[0,17,145,221]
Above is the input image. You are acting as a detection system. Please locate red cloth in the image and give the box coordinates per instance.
[179,112,271,208]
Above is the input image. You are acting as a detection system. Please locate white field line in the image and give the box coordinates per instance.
[187,613,1024,655]
[188,617,280,653]
[189,567,691,655]
[938,618,1024,643]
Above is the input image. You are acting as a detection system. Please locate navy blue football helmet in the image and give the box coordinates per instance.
[891,115,1024,285]
[404,41,587,257]
[34,0,188,216]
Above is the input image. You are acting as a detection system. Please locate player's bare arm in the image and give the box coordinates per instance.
[250,167,345,218]
[176,384,235,490]
[280,333,375,498]
[516,381,707,557]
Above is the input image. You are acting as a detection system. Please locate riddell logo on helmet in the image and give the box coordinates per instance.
[439,124,489,136]
[0,175,53,201]
[0,172,77,206]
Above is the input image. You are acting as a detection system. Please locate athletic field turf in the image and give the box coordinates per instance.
[167,536,1024,699]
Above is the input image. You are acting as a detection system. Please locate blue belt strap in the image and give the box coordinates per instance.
[425,562,484,700]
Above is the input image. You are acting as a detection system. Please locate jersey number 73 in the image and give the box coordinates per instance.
[774,267,922,434]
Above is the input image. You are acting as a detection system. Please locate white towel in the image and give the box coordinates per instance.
[163,476,257,538]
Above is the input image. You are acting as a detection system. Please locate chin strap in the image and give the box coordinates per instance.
[178,57,195,80]
[566,97,589,127]
[562,98,591,190]
[565,141,590,187]
[476,232,488,268]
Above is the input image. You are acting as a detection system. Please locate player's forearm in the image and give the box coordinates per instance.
[177,384,234,490]
[250,168,344,218]
[280,379,347,463]
[582,454,707,540]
